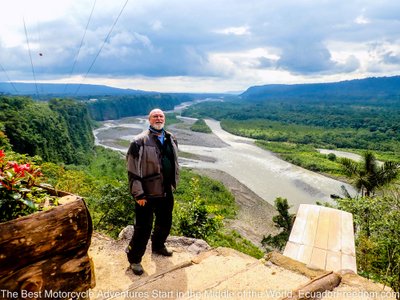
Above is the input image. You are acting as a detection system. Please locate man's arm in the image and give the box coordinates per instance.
[126,141,146,204]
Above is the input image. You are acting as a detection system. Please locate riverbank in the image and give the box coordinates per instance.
[193,168,278,247]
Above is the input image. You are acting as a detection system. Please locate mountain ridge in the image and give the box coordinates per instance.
[2,75,400,99]
[240,75,400,101]
[0,82,152,97]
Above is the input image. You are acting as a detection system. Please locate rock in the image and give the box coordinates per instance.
[166,236,211,255]
[118,225,134,241]
[117,226,211,255]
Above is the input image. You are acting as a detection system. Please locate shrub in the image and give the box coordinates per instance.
[327,153,337,161]
[175,177,223,239]
[0,150,50,222]
[190,119,212,133]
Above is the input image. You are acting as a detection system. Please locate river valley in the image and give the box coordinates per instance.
[93,112,357,246]
[94,115,355,211]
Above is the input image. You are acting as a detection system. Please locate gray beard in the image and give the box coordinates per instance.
[152,123,164,130]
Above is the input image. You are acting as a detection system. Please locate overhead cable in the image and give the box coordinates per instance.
[0,63,19,93]
[74,0,130,96]
[23,17,39,98]
[63,0,98,93]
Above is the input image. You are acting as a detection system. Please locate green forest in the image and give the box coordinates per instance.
[85,94,189,121]
[183,98,400,153]
[0,96,94,164]
[183,97,400,177]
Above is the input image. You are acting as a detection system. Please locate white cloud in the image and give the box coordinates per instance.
[215,26,251,36]
[1,0,400,92]
[354,15,370,24]
[151,20,163,31]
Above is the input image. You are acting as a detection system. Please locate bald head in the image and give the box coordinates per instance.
[148,108,165,130]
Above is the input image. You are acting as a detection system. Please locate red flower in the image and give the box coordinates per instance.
[0,149,4,159]
[12,163,31,176]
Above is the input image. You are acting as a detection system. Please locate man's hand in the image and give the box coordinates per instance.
[136,199,147,206]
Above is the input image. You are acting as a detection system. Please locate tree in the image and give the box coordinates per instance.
[0,123,11,150]
[340,151,400,197]
[0,96,94,164]
[262,197,295,251]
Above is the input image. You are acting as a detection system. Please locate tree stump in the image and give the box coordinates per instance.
[0,190,95,299]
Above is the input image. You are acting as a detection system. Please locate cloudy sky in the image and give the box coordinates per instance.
[0,0,399,93]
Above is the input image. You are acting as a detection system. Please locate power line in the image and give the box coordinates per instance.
[23,17,39,98]
[74,0,130,96]
[0,63,19,94]
[63,0,98,93]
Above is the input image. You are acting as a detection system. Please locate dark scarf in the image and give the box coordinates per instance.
[149,126,164,135]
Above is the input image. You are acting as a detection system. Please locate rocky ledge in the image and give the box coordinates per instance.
[87,229,396,300]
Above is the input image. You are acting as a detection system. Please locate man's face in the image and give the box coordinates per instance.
[149,110,165,130]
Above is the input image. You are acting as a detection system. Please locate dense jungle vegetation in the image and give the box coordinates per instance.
[183,97,400,178]
[183,98,400,152]
[0,96,94,164]
[84,92,224,121]
[85,94,188,121]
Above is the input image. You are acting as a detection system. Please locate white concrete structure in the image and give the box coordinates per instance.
[284,204,357,273]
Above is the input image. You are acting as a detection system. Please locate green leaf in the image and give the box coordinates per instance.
[19,198,37,209]
[11,193,21,200]
[19,187,31,193]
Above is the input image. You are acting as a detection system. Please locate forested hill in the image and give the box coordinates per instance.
[0,96,94,164]
[241,75,400,102]
[86,94,189,121]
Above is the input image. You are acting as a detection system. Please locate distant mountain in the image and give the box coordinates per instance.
[240,76,400,101]
[0,82,151,97]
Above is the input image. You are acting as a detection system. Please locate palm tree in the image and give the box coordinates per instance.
[340,151,400,237]
[340,151,400,197]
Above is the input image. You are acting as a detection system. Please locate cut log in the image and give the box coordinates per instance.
[0,250,94,299]
[0,194,94,298]
[0,196,92,276]
[266,251,327,279]
[281,271,342,299]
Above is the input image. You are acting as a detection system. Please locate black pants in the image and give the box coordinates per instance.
[127,191,174,264]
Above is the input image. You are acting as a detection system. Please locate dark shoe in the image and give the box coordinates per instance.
[130,263,144,275]
[152,246,173,257]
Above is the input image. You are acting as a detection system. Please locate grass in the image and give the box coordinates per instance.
[256,140,344,178]
[207,230,265,259]
[114,139,131,148]
[190,119,212,133]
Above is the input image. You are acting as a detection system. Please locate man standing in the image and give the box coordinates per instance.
[126,108,179,275]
